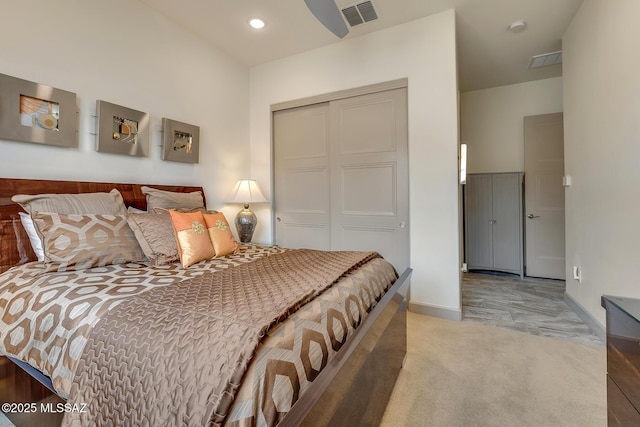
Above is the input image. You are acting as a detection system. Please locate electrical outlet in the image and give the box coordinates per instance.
[572,266,582,283]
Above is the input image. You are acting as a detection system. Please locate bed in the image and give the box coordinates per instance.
[0,177,410,427]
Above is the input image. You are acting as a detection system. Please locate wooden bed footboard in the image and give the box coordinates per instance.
[286,268,411,427]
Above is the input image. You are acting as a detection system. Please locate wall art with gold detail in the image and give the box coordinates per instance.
[96,100,149,157]
[0,73,77,147]
[161,118,200,163]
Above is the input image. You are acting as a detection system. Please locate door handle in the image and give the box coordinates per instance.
[276,217,282,222]
[527,214,540,219]
[489,219,496,224]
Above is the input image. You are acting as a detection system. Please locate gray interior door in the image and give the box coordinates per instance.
[465,174,493,269]
[492,173,523,272]
[524,113,565,279]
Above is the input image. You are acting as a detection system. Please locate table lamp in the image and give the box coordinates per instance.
[226,179,268,243]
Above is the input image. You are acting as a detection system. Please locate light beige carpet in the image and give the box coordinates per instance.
[380,312,606,427]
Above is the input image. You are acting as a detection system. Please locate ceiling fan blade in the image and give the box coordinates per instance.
[304,0,349,38]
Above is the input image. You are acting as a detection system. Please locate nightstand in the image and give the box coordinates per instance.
[601,295,640,425]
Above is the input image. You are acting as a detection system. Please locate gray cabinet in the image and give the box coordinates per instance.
[465,172,524,277]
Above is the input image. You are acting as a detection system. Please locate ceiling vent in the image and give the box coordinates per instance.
[341,1,378,27]
[529,51,563,69]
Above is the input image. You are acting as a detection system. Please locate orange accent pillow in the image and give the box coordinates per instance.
[203,212,240,257]
[169,210,215,268]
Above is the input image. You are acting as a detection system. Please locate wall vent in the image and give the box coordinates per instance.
[341,1,378,27]
[529,51,563,69]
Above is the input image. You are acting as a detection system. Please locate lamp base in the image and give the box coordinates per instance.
[235,204,257,243]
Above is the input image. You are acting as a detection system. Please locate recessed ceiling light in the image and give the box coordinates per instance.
[508,20,526,33]
[249,18,265,29]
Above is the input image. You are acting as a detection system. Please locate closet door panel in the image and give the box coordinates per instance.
[337,225,397,257]
[337,97,397,154]
[274,103,331,250]
[329,88,409,272]
[492,173,522,272]
[340,163,396,215]
[276,222,331,250]
[465,174,493,269]
[280,168,328,214]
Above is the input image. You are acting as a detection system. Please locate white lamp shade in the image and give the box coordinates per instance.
[226,179,268,204]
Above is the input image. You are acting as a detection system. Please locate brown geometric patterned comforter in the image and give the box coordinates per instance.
[225,256,396,426]
[0,245,284,398]
[0,245,397,426]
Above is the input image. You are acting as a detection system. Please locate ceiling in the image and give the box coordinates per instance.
[138,0,584,92]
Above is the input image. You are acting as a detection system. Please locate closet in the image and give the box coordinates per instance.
[464,172,524,277]
[272,83,409,273]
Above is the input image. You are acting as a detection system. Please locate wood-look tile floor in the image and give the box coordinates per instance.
[462,272,603,347]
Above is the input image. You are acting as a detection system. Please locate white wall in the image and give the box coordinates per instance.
[250,11,462,318]
[0,0,250,211]
[563,0,640,326]
[460,78,563,173]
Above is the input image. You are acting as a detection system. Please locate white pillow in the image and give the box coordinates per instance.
[19,212,45,261]
[127,206,146,214]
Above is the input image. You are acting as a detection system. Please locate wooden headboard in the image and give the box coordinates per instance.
[0,177,205,273]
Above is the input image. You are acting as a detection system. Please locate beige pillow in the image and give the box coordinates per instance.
[127,213,179,266]
[152,207,209,215]
[12,189,127,215]
[202,212,239,257]
[32,213,145,271]
[127,206,146,214]
[141,186,204,213]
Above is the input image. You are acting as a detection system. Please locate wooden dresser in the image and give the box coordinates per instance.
[601,295,640,425]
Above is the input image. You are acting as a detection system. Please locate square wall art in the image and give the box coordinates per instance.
[0,73,77,147]
[96,100,149,157]
[162,118,200,163]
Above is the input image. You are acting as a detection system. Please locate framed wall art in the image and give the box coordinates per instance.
[0,73,77,147]
[161,118,200,163]
[96,100,149,157]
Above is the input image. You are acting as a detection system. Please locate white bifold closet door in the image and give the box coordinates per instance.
[273,87,409,273]
[274,103,332,250]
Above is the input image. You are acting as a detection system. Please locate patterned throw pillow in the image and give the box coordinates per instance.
[168,210,215,268]
[203,212,239,257]
[31,213,146,271]
[127,213,179,266]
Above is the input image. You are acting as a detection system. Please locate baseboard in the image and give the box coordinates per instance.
[563,292,606,343]
[408,301,462,321]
